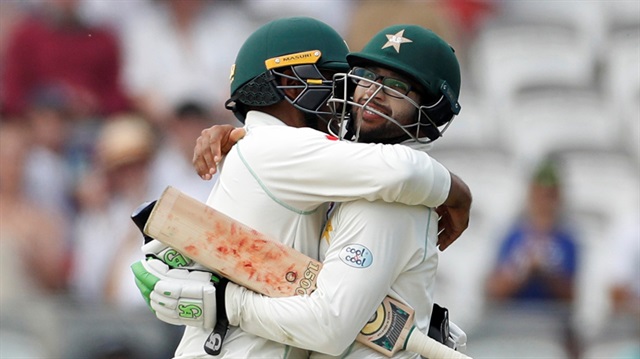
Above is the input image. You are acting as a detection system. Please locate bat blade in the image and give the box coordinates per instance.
[145,186,321,298]
[144,186,471,359]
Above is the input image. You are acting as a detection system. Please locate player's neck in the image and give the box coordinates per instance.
[262,102,307,128]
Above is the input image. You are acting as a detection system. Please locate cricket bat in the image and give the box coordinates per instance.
[139,186,471,359]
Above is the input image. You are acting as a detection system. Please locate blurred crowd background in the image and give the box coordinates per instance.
[0,0,638,358]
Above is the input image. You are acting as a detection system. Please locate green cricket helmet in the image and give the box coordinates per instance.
[225,17,350,123]
[331,24,461,143]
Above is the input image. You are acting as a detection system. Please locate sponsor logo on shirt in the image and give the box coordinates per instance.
[339,244,372,268]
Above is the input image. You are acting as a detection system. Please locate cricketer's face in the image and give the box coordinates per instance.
[351,67,421,144]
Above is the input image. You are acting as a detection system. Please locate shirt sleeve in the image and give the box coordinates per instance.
[237,125,451,210]
[225,200,419,355]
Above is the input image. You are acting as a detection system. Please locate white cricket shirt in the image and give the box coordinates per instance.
[174,111,450,358]
[225,142,439,359]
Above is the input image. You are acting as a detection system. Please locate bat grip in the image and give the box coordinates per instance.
[131,200,157,244]
[405,330,472,359]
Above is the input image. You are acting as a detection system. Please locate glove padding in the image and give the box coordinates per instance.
[447,320,467,352]
[132,258,218,329]
[141,239,207,270]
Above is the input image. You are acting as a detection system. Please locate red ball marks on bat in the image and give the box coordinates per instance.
[264,249,282,261]
[216,245,229,255]
[241,260,256,279]
[184,245,199,256]
[249,239,267,252]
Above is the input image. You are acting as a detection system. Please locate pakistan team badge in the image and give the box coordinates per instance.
[382,30,413,53]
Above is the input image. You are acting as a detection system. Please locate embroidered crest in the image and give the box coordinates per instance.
[382,30,413,53]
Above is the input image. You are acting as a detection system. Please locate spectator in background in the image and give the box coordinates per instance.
[343,0,497,69]
[121,0,252,125]
[70,114,156,307]
[608,208,640,318]
[486,158,578,301]
[79,0,153,37]
[242,0,354,37]
[150,100,215,201]
[485,157,580,358]
[0,0,26,70]
[344,0,459,54]
[22,85,76,222]
[0,0,130,120]
[605,207,640,358]
[0,122,69,301]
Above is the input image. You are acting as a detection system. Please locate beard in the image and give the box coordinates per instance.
[350,107,415,144]
[357,123,407,144]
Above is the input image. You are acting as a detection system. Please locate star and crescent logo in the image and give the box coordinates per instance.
[382,29,413,53]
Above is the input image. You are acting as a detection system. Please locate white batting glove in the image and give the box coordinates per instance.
[141,239,208,271]
[132,258,218,329]
[447,321,467,352]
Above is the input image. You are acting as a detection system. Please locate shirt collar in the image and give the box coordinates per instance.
[244,110,288,128]
[401,139,432,153]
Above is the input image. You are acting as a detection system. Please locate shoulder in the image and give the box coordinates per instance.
[556,230,579,251]
[245,123,336,144]
[339,199,429,223]
[554,223,579,244]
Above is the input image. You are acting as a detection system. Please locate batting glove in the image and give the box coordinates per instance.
[447,321,467,353]
[141,239,207,270]
[131,258,223,330]
[131,200,231,355]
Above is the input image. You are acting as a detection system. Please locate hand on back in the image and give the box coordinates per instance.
[192,125,246,180]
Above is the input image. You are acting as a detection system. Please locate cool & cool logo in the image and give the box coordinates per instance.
[339,244,372,268]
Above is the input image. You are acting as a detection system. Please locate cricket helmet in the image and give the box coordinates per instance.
[226,17,350,123]
[330,24,461,142]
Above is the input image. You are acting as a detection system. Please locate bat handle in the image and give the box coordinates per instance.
[405,328,472,359]
[131,200,157,244]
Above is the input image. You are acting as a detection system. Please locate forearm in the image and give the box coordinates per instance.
[225,274,391,356]
[224,207,404,355]
[442,173,471,210]
[246,135,452,208]
[486,268,526,300]
[435,172,471,250]
[225,283,363,355]
[197,125,452,208]
[539,271,574,301]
